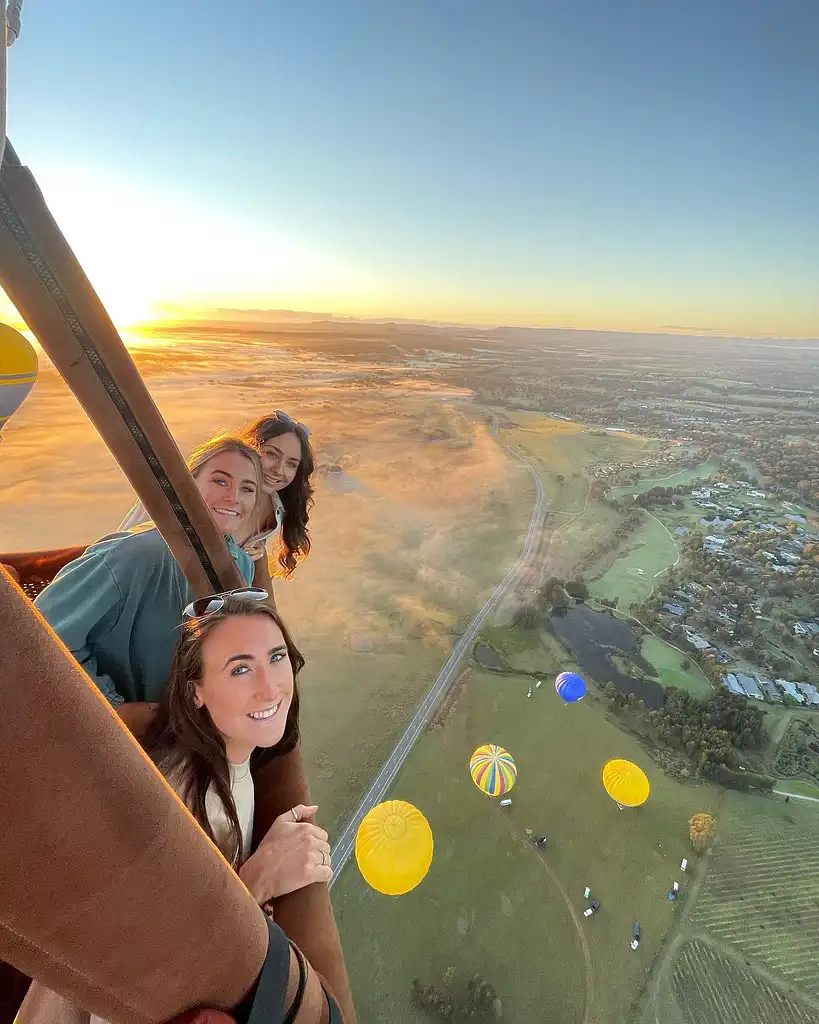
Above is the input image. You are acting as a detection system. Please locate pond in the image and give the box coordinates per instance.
[550,604,665,708]
[473,641,505,671]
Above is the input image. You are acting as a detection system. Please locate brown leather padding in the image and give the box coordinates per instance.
[0,567,269,1023]
[253,758,356,1023]
[0,546,86,585]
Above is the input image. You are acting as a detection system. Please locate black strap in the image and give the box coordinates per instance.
[235,915,290,1024]
[280,943,307,1024]
[324,989,343,1023]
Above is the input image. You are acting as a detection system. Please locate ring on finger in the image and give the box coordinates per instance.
[291,807,299,822]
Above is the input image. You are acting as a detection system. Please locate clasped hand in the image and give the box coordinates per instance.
[239,804,332,905]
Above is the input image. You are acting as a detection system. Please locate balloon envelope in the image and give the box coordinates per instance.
[602,759,650,807]
[355,799,433,896]
[470,744,517,797]
[555,671,587,703]
[0,323,37,431]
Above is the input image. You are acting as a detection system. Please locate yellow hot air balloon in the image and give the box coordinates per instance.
[602,759,650,808]
[355,799,433,896]
[0,323,37,433]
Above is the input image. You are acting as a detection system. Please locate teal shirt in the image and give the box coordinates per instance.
[34,527,254,706]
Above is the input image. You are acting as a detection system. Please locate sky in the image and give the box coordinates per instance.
[2,0,817,336]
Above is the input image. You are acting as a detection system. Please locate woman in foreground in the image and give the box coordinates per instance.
[17,597,334,1024]
[145,594,332,895]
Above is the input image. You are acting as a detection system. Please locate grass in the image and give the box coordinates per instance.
[547,500,625,577]
[333,667,719,1024]
[479,622,571,677]
[640,636,713,698]
[689,791,819,999]
[272,402,535,833]
[774,779,819,799]
[588,515,679,610]
[607,459,721,501]
[288,482,534,832]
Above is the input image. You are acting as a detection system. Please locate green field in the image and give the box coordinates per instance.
[278,412,534,833]
[689,792,819,999]
[642,791,819,1024]
[640,635,713,698]
[774,779,819,799]
[608,459,721,501]
[334,667,719,1023]
[546,499,626,577]
[669,939,816,1024]
[588,515,679,609]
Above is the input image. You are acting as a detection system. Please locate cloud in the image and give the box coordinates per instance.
[659,324,726,335]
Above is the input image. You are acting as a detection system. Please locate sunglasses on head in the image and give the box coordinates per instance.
[182,587,270,621]
[274,409,311,438]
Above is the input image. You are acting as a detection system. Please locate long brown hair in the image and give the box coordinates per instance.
[143,598,303,866]
[238,415,315,577]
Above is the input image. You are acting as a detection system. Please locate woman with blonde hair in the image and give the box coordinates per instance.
[36,436,264,735]
[120,412,315,596]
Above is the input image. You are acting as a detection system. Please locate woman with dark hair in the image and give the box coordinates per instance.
[235,410,315,580]
[16,596,333,1024]
[143,593,332,885]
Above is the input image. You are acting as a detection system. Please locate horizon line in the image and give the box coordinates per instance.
[138,308,819,344]
[5,309,818,345]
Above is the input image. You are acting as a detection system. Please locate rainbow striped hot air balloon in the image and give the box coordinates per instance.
[555,671,586,703]
[0,323,37,433]
[602,759,650,808]
[470,744,517,797]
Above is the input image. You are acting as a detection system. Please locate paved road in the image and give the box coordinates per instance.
[329,447,546,885]
[773,788,819,805]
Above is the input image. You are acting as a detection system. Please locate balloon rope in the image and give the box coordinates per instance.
[6,1,24,46]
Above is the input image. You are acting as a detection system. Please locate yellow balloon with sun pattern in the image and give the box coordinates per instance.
[355,800,433,895]
[0,323,37,431]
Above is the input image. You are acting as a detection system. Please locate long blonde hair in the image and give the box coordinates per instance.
[187,434,263,494]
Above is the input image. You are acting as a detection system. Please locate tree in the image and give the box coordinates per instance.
[689,812,716,852]
[566,577,589,599]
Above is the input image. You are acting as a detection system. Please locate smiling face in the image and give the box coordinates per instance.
[193,613,295,764]
[194,451,259,536]
[259,430,302,494]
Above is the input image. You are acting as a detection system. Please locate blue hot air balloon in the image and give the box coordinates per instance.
[555,671,586,703]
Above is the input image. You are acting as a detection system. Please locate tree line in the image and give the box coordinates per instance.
[412,968,503,1020]
[605,684,771,789]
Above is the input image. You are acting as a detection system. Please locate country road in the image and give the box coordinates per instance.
[329,447,546,884]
